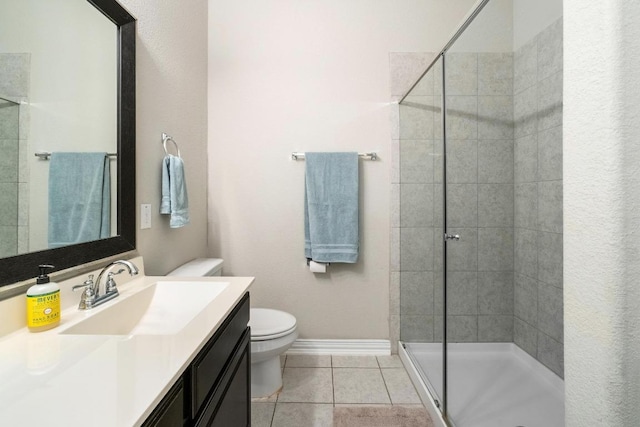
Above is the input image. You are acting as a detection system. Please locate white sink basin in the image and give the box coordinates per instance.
[61,281,228,336]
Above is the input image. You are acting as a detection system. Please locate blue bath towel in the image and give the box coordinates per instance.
[304,152,359,263]
[48,152,111,248]
[160,154,190,228]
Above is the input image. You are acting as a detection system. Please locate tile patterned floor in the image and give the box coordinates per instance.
[252,355,424,427]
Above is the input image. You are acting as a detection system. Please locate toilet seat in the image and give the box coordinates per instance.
[252,324,297,341]
[250,308,297,341]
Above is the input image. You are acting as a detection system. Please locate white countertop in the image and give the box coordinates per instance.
[0,274,253,427]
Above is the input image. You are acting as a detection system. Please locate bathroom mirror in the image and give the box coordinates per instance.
[0,0,136,287]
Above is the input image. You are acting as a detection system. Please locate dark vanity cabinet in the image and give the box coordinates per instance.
[143,379,186,427]
[143,293,251,427]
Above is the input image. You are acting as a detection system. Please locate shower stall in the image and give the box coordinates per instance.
[392,1,564,426]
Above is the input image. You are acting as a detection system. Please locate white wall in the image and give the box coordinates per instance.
[117,0,210,275]
[208,0,475,339]
[449,0,564,54]
[449,0,513,52]
[0,0,117,250]
[565,0,640,425]
[513,0,562,50]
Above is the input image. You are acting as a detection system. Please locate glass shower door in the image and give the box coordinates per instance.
[398,53,448,415]
[443,0,516,424]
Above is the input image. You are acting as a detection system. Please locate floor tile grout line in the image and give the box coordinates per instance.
[277,355,284,410]
[379,364,395,406]
[274,355,284,408]
[332,366,382,369]
[331,355,336,408]
[269,355,281,427]
[285,366,333,369]
[268,400,276,427]
[378,356,395,405]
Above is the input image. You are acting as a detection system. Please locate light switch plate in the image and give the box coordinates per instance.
[141,204,151,229]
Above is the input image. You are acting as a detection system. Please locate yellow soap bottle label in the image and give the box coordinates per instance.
[27,291,60,328]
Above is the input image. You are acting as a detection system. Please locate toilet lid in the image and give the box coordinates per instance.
[250,308,297,340]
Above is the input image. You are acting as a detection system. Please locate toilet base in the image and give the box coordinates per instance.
[251,356,282,398]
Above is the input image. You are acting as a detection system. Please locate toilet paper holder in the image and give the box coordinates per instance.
[306,258,330,267]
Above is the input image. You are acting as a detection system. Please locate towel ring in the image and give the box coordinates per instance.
[162,132,181,157]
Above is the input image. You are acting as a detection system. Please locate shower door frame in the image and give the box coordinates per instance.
[440,52,450,421]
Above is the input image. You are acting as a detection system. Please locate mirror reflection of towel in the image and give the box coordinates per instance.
[48,152,110,248]
[160,154,190,228]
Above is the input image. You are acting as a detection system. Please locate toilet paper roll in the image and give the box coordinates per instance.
[309,260,327,273]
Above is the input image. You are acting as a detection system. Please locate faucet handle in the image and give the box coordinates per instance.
[72,274,94,293]
[73,275,96,309]
[105,271,121,294]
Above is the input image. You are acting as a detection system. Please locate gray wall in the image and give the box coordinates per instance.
[393,18,563,377]
[0,54,29,257]
[513,18,564,377]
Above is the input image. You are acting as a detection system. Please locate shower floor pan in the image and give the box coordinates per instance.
[401,342,564,427]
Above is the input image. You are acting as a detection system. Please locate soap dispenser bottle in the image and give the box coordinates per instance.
[26,265,61,332]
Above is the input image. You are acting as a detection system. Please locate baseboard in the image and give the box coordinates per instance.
[286,339,391,356]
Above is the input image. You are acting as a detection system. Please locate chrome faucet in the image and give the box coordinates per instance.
[72,260,139,310]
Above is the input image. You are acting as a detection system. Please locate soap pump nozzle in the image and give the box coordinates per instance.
[36,264,55,284]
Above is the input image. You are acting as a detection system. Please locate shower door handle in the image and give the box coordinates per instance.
[444,233,460,241]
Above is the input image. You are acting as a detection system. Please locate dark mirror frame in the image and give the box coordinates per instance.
[0,0,136,287]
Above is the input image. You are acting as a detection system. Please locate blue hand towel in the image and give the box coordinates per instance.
[160,154,190,228]
[304,152,359,263]
[48,152,111,248]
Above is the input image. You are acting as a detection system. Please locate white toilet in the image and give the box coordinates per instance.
[167,258,298,398]
[249,308,298,397]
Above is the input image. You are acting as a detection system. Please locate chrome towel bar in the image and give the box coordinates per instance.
[35,152,117,160]
[291,152,377,161]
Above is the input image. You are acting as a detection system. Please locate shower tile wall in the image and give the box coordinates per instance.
[389,53,438,353]
[0,54,30,256]
[513,18,564,377]
[439,52,515,344]
[0,100,19,256]
[391,53,439,348]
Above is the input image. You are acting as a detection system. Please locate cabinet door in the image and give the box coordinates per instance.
[192,293,250,418]
[195,330,251,427]
[142,378,185,427]
[210,344,250,427]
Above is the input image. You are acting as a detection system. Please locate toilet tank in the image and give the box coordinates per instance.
[167,258,224,277]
